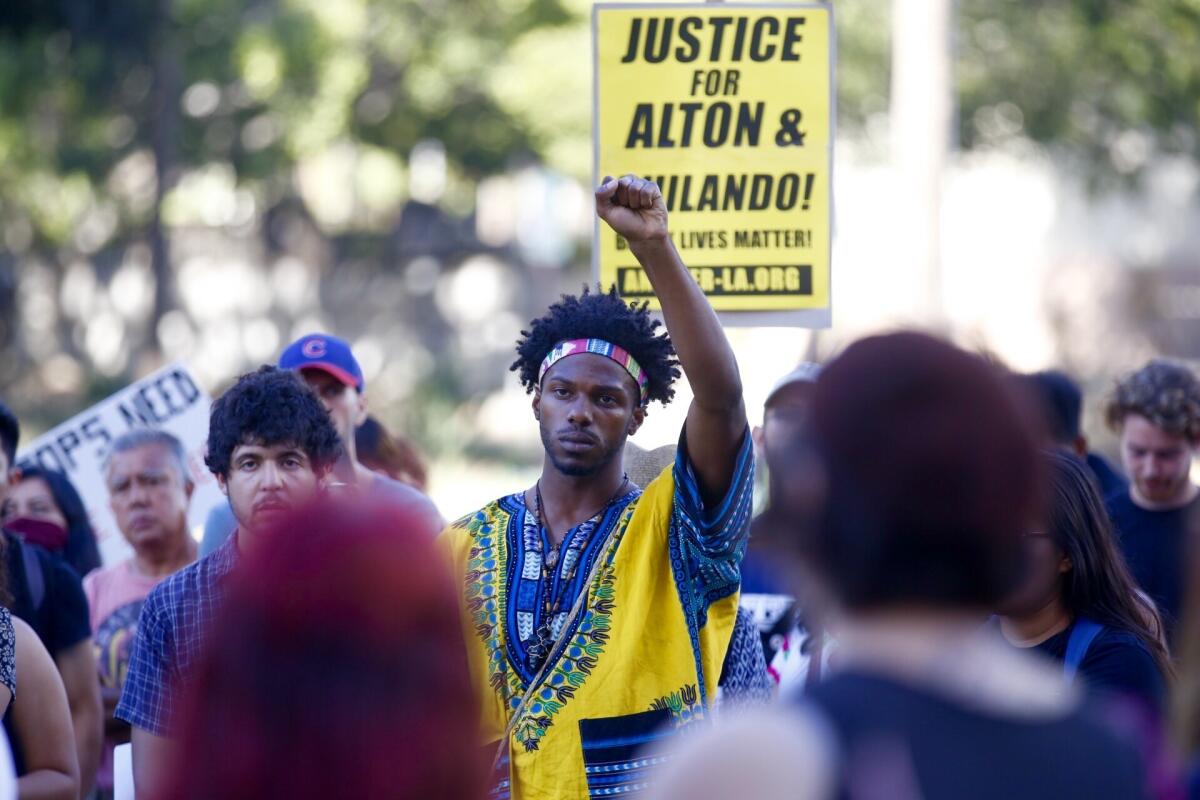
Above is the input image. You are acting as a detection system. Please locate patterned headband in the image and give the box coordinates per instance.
[538,339,649,402]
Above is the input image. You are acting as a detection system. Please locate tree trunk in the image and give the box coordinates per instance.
[891,0,952,325]
[149,0,180,356]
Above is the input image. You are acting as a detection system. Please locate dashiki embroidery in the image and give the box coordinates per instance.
[464,488,641,749]
[648,683,700,726]
[447,430,756,800]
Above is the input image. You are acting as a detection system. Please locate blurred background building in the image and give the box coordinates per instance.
[2,0,1199,520]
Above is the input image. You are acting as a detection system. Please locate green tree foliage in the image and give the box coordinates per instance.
[0,0,586,427]
[3,0,1198,435]
[958,0,1200,183]
[0,0,582,256]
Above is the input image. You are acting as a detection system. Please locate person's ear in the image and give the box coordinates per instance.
[752,425,765,453]
[532,388,542,422]
[2,465,21,499]
[355,391,368,428]
[184,479,195,502]
[1072,435,1088,459]
[627,405,646,436]
[1058,554,1073,574]
[215,473,228,498]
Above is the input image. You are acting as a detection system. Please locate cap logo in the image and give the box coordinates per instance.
[302,339,327,358]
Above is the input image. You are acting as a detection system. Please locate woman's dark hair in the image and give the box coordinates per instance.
[355,417,428,491]
[204,366,342,479]
[161,497,483,800]
[0,401,18,467]
[794,332,1043,611]
[511,285,680,406]
[1043,449,1174,679]
[16,467,102,577]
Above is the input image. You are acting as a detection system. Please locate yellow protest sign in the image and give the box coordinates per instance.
[593,3,833,324]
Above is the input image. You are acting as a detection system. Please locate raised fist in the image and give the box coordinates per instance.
[595,174,668,244]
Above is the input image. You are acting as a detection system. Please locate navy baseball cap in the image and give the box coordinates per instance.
[279,333,364,392]
[764,362,821,407]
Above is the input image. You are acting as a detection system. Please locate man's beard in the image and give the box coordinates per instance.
[540,423,625,477]
[1138,474,1190,504]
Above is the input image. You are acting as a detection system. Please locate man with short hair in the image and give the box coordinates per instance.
[753,362,821,484]
[443,175,753,798]
[278,333,440,522]
[0,400,102,797]
[116,366,343,796]
[1104,359,1200,642]
[200,334,441,556]
[745,363,824,691]
[84,429,198,798]
[1021,369,1128,499]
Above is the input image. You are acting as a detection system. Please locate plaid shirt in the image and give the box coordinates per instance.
[115,534,239,736]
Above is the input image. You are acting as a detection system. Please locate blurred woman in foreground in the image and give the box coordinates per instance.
[998,450,1171,714]
[652,333,1149,800]
[7,614,78,800]
[0,542,79,799]
[156,498,485,800]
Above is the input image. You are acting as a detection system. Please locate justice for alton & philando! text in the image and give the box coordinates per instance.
[595,6,831,314]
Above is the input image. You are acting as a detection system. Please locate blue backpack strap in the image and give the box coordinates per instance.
[1064,618,1104,684]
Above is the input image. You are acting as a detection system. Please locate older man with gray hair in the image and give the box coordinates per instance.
[83,429,198,798]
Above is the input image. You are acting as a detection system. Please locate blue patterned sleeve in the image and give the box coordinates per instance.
[671,426,755,626]
[717,606,773,707]
[114,586,175,736]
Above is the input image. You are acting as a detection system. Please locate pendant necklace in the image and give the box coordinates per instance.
[525,475,631,672]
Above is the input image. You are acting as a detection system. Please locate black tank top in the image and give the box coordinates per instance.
[803,671,1146,800]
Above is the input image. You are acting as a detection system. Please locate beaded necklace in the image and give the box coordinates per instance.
[524,475,630,672]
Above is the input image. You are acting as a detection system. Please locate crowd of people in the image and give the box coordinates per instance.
[0,175,1196,799]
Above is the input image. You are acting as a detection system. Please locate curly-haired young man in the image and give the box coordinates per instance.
[199,334,442,557]
[116,366,342,796]
[443,176,752,799]
[1104,359,1200,643]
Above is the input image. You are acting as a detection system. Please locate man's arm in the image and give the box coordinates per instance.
[53,640,102,799]
[115,589,177,798]
[130,727,173,798]
[596,175,747,505]
[102,686,131,738]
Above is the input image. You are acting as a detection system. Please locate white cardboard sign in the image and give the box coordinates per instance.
[14,363,224,568]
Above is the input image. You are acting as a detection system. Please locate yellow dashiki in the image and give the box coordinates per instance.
[443,431,754,800]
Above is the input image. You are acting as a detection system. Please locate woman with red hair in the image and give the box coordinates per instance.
[156,497,485,800]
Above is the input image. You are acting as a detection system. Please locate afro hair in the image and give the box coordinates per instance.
[1106,359,1200,442]
[205,366,343,479]
[511,285,680,406]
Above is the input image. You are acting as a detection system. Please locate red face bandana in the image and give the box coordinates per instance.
[5,517,69,552]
